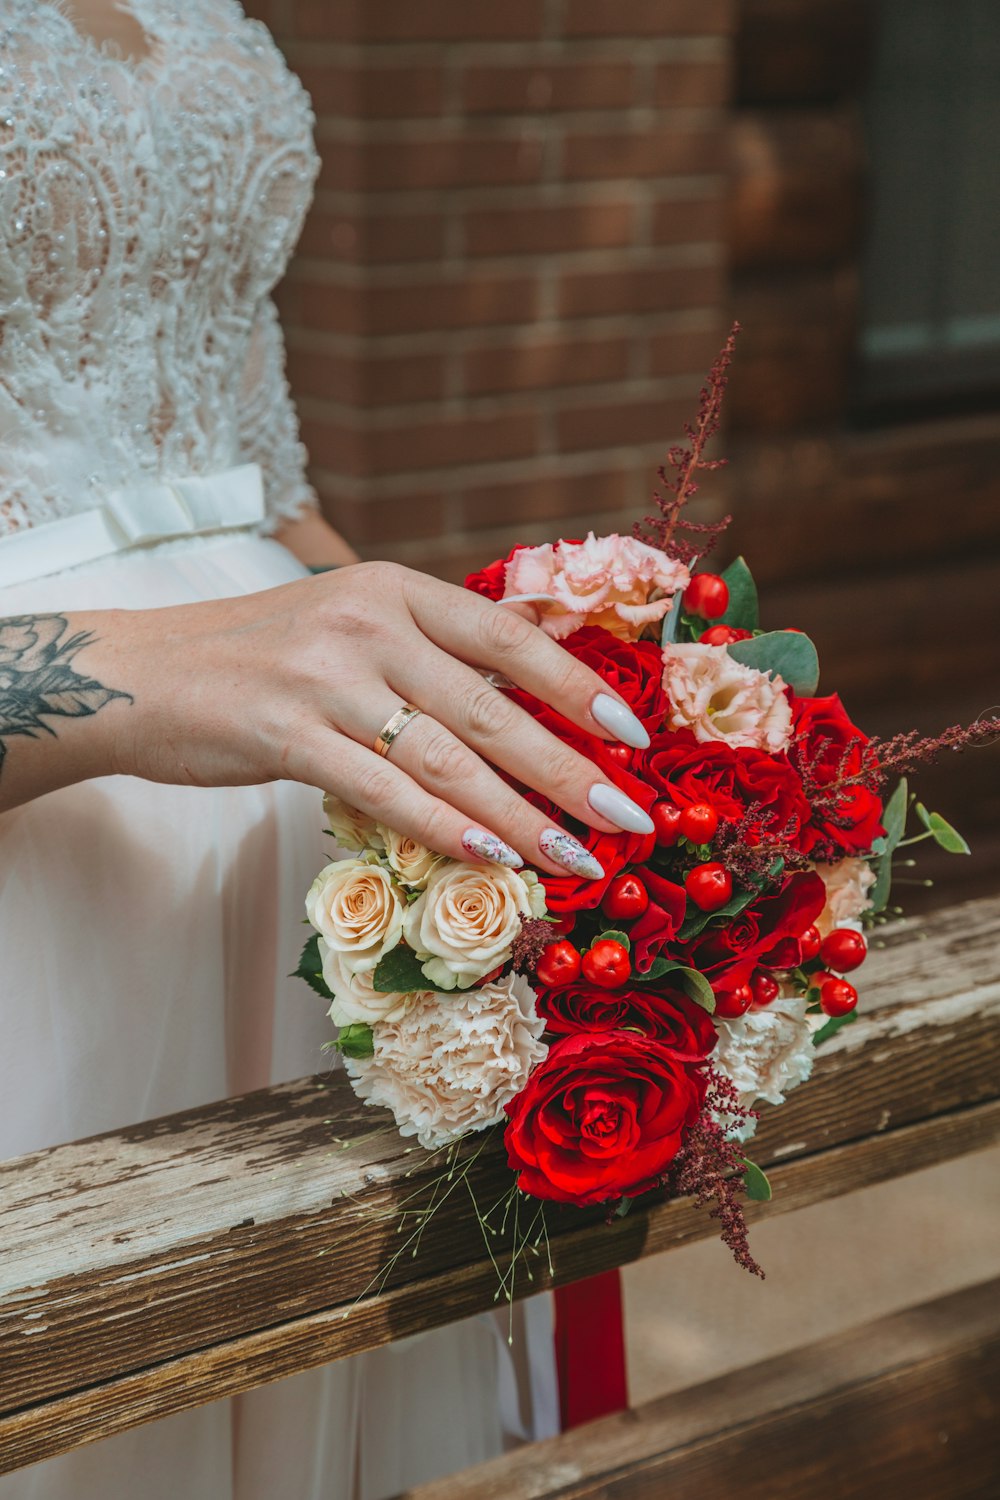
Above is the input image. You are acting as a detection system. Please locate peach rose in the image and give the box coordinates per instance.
[305,858,405,975]
[662,642,792,752]
[319,939,412,1026]
[377,825,446,890]
[323,791,384,853]
[503,532,690,641]
[402,862,546,990]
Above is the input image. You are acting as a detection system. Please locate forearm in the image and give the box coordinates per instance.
[0,611,134,813]
[270,508,360,570]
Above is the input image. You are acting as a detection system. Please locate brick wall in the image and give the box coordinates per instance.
[251,1,735,582]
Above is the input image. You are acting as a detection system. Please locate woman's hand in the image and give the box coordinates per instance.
[0,563,654,878]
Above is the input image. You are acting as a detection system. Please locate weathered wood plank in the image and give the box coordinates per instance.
[1,897,998,1470]
[406,1277,1000,1499]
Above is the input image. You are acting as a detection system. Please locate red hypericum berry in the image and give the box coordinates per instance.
[581,939,631,990]
[601,872,650,922]
[699,624,753,646]
[684,861,733,912]
[550,911,577,938]
[683,572,730,620]
[750,970,780,1008]
[819,928,868,974]
[651,800,683,846]
[817,974,859,1018]
[678,801,719,844]
[714,984,753,1019]
[605,744,633,767]
[534,940,582,989]
[799,925,822,963]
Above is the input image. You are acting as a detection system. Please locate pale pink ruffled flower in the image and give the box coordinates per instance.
[662,642,792,753]
[813,857,876,937]
[503,532,690,641]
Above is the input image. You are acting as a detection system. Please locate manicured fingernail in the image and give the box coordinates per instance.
[587,783,655,835]
[462,829,523,868]
[591,692,650,750]
[539,828,605,880]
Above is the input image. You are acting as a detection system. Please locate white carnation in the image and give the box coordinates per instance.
[662,642,792,752]
[403,861,547,990]
[344,974,548,1149]
[712,996,815,1141]
[319,939,411,1026]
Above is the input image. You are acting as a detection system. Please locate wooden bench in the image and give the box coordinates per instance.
[2,896,998,1477]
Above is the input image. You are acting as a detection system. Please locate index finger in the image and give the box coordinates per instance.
[406,575,650,751]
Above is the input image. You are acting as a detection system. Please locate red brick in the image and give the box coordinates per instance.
[285,345,447,406]
[558,263,724,320]
[563,126,725,181]
[461,62,635,115]
[315,486,449,545]
[294,62,445,119]
[563,0,732,37]
[457,467,637,528]
[293,0,544,43]
[654,60,732,108]
[465,199,634,259]
[293,273,538,337]
[462,334,630,397]
[646,325,731,379]
[297,209,447,265]
[556,396,696,453]
[318,133,544,192]
[307,411,540,478]
[650,194,726,247]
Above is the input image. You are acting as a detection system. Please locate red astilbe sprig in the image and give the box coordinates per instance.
[713,803,810,885]
[633,323,739,566]
[511,915,556,976]
[662,1066,764,1278]
[866,715,1000,780]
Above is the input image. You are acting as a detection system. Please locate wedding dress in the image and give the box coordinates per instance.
[0,3,558,1496]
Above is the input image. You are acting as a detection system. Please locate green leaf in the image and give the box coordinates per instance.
[870,777,908,913]
[925,810,971,856]
[717,556,760,631]
[739,1159,772,1202]
[596,929,631,952]
[292,933,334,1001]
[661,591,684,646]
[372,944,453,994]
[678,862,783,942]
[727,631,820,696]
[612,1195,633,1219]
[812,1009,859,1046]
[630,958,715,1013]
[337,1023,375,1059]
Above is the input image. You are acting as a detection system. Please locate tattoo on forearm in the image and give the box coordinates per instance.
[0,615,132,776]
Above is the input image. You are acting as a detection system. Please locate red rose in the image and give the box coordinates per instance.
[642,731,811,848]
[563,626,668,732]
[791,694,884,854]
[534,811,656,913]
[504,1030,707,1204]
[464,544,525,601]
[681,870,826,991]
[536,982,717,1058]
[627,868,687,972]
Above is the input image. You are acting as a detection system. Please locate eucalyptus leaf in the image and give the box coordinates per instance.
[870,777,908,913]
[337,1023,375,1059]
[717,555,760,631]
[372,944,452,995]
[926,811,971,856]
[613,1196,633,1219]
[727,631,820,696]
[660,591,684,646]
[739,1159,772,1202]
[812,1009,859,1047]
[292,933,334,1001]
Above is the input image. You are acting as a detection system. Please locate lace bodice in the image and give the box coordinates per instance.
[0,0,320,540]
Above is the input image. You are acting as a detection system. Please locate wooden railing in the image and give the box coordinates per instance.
[2,896,999,1477]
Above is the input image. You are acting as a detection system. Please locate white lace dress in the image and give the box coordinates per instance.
[0,4,557,1497]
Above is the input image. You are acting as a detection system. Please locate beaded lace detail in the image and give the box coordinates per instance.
[0,0,320,540]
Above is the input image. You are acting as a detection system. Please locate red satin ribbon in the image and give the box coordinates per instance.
[553,1268,628,1429]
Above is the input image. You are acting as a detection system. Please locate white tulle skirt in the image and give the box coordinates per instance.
[0,531,558,1500]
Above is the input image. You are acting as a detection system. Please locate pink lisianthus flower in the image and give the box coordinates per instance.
[503,532,690,641]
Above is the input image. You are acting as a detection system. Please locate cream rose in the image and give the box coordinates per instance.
[377,826,446,890]
[403,862,546,990]
[712,996,815,1141]
[323,791,384,853]
[662,642,792,752]
[305,858,405,975]
[813,857,876,937]
[319,938,411,1026]
[503,531,690,642]
[344,975,548,1149]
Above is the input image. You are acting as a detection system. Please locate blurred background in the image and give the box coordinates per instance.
[251,0,1000,1403]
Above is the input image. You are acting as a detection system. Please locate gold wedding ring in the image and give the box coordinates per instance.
[373,703,423,758]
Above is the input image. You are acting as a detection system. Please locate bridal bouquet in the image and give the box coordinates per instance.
[297,330,984,1277]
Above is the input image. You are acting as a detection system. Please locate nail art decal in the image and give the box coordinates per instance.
[539,827,605,880]
[461,828,524,868]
